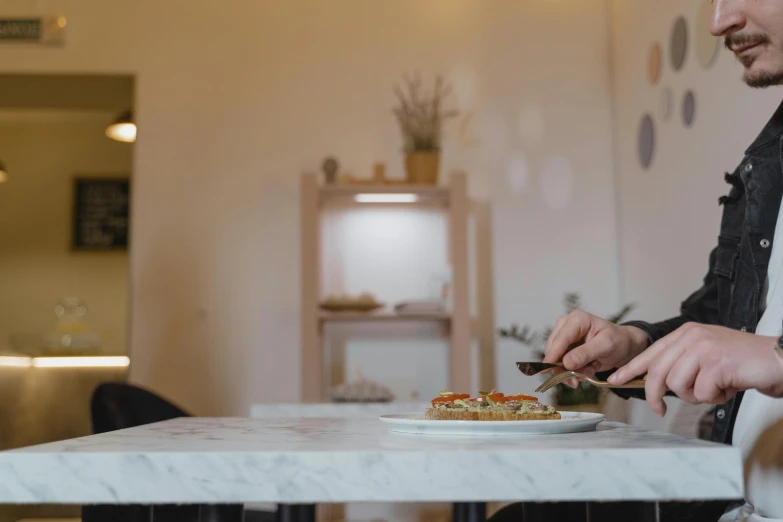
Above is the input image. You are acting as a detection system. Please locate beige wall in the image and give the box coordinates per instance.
[0,0,619,415]
[0,110,131,355]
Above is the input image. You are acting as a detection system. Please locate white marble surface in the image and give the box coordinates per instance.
[249,402,431,418]
[0,418,742,504]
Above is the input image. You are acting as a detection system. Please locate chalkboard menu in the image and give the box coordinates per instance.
[72,177,130,250]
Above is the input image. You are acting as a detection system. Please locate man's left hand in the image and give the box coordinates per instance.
[608,323,783,417]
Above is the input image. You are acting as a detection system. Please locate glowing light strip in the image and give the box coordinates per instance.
[0,356,130,368]
[354,194,418,203]
[32,356,130,368]
[0,356,32,368]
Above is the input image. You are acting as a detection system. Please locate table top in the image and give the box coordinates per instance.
[0,417,742,505]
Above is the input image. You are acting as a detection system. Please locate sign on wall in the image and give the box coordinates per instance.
[0,16,66,46]
[72,177,130,251]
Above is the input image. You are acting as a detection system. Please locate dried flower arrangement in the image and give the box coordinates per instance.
[393,73,459,153]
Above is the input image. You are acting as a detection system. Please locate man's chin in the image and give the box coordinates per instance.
[744,66,783,88]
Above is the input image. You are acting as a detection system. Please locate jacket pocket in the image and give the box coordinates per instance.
[713,235,740,279]
[713,235,740,327]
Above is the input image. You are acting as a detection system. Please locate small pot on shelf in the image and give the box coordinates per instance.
[404,151,440,185]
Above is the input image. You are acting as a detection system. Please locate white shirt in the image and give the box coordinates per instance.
[723,197,783,522]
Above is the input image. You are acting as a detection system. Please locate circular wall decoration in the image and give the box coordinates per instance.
[659,87,673,121]
[648,43,662,84]
[670,17,689,71]
[682,90,696,127]
[696,0,720,68]
[638,114,655,169]
[507,154,529,194]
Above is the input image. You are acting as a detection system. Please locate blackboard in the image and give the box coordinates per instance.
[72,177,130,250]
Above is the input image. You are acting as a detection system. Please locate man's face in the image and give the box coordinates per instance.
[713,0,783,88]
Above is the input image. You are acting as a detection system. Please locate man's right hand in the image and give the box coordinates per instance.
[542,310,650,378]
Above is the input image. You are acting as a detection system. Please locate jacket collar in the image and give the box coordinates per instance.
[746,99,783,153]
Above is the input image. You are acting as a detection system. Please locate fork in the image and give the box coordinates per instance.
[535,370,646,393]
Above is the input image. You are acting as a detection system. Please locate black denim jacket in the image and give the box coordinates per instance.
[605,101,783,521]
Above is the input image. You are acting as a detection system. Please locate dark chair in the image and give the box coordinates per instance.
[91,382,190,434]
[85,382,276,522]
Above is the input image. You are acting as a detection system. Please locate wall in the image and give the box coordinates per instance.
[609,0,783,429]
[0,0,619,415]
[0,110,132,355]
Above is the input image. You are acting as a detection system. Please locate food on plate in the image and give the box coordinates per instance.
[424,390,560,421]
[426,391,473,420]
[356,292,377,304]
[320,292,383,312]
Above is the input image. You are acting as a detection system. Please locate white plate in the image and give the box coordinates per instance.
[379,411,604,436]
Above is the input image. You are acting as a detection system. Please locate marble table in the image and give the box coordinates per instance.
[0,417,743,521]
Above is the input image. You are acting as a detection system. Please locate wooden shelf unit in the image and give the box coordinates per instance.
[300,172,472,401]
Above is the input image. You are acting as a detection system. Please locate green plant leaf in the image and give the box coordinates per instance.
[607,303,636,324]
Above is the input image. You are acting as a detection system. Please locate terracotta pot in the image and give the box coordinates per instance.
[405,151,440,185]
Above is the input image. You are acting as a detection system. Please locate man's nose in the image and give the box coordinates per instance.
[711,0,746,37]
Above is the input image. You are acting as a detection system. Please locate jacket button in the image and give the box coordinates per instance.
[717,409,726,420]
[761,239,771,248]
[745,163,753,172]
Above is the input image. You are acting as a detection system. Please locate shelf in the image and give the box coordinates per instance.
[319,311,451,323]
[319,184,449,205]
[301,171,472,401]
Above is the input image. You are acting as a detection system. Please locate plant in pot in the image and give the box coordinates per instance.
[498,293,635,407]
[393,73,458,185]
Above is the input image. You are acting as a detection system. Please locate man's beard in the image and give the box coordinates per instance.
[725,33,783,88]
[744,69,783,89]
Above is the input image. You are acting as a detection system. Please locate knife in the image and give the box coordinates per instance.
[516,361,564,376]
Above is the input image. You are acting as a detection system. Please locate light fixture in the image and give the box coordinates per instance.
[354,193,418,203]
[0,160,8,184]
[105,110,136,143]
[0,355,130,368]
[33,355,130,368]
[0,356,31,368]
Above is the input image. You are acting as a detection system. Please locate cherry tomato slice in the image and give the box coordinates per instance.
[431,393,470,407]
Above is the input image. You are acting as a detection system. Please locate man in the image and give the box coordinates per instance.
[541,1,783,521]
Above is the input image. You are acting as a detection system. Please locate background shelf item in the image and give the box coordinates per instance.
[319,302,384,313]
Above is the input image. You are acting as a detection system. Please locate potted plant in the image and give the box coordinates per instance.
[393,73,458,185]
[499,293,635,407]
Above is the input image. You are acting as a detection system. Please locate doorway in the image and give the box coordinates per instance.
[0,73,135,520]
